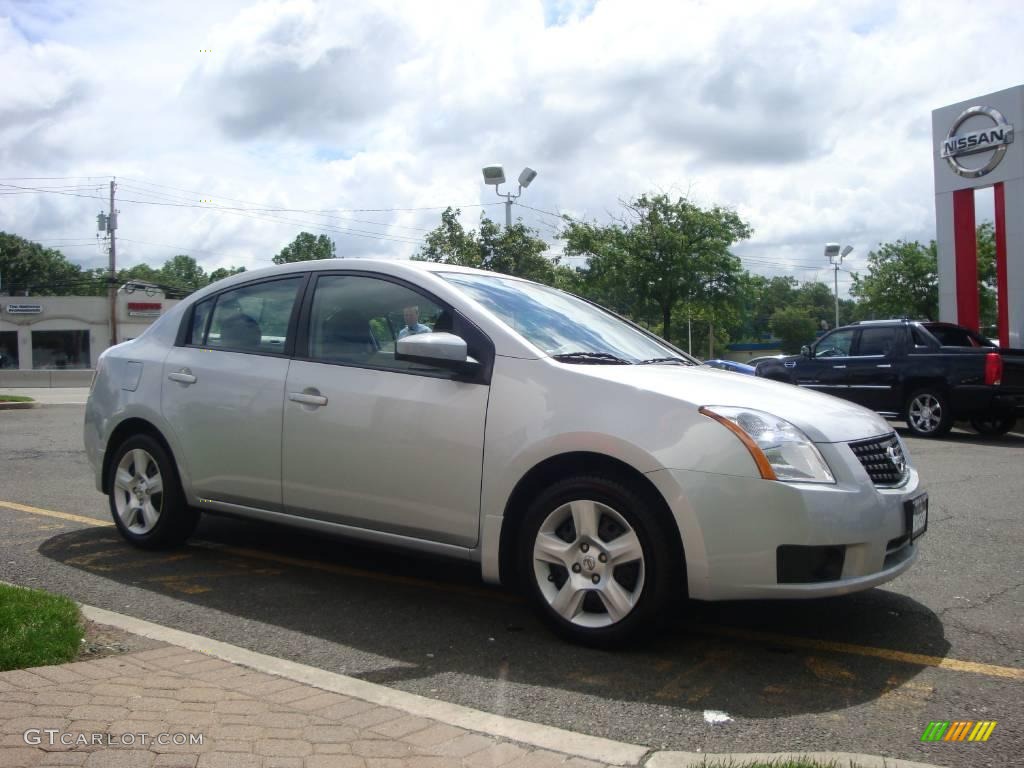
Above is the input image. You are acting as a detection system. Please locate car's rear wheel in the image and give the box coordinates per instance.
[519,475,676,647]
[108,434,198,549]
[904,388,953,438]
[969,415,1017,436]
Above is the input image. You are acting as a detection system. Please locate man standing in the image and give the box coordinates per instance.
[398,305,431,338]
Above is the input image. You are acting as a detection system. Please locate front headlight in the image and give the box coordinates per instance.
[699,406,835,484]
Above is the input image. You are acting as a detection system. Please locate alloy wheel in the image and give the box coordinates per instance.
[909,394,942,434]
[113,448,164,534]
[532,499,646,628]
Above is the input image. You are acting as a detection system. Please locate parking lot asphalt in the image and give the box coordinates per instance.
[1,404,1021,768]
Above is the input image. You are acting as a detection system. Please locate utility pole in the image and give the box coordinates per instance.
[108,179,118,347]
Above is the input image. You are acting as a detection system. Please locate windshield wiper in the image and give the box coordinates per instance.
[551,351,632,365]
[637,356,691,365]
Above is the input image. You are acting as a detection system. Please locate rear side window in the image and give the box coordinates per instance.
[930,326,974,347]
[201,278,302,353]
[189,298,214,345]
[911,327,935,349]
[856,327,900,356]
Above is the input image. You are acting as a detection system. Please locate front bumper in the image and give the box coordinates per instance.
[647,438,923,601]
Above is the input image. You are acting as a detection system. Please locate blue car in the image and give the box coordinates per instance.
[703,359,756,375]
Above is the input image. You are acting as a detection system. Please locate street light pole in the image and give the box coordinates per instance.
[482,165,538,230]
[825,243,853,329]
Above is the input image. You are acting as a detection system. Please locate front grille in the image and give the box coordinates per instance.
[849,432,908,486]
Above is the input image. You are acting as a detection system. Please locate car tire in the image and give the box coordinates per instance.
[107,434,199,550]
[969,415,1017,436]
[518,475,678,647]
[904,388,954,438]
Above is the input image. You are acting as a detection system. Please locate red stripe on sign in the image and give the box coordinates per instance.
[953,188,979,332]
[994,182,1009,347]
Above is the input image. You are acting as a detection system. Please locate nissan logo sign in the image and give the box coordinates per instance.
[941,105,1015,178]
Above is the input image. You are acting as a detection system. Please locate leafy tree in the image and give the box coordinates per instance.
[209,265,247,283]
[771,306,818,354]
[417,208,479,267]
[158,255,208,293]
[850,239,938,321]
[0,232,88,296]
[562,194,751,345]
[416,207,573,286]
[274,232,336,264]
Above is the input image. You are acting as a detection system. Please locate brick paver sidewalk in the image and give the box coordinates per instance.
[0,645,614,768]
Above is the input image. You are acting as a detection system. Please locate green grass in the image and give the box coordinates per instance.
[0,584,84,671]
[701,760,861,768]
[0,395,34,402]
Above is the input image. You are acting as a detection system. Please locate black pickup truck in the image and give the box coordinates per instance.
[756,319,1024,437]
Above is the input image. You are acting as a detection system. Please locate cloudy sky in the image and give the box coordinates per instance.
[1,0,1021,296]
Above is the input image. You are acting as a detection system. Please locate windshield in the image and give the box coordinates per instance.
[442,272,691,364]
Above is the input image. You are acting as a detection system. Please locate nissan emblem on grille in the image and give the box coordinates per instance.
[849,433,908,486]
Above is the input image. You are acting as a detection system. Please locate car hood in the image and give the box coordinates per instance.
[571,363,892,444]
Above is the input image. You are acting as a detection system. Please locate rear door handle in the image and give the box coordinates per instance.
[833,365,847,369]
[877,364,892,368]
[288,392,328,407]
[167,369,197,385]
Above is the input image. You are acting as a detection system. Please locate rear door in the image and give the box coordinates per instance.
[281,272,491,547]
[844,326,903,411]
[162,275,306,510]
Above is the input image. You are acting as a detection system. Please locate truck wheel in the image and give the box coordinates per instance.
[970,416,1017,436]
[519,475,677,647]
[108,434,199,549]
[904,389,953,438]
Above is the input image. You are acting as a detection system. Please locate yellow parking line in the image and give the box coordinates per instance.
[0,500,112,527]
[694,625,1024,682]
[4,497,1024,681]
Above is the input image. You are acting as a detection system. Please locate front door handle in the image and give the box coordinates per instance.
[168,369,197,385]
[877,364,892,368]
[288,391,328,407]
[832,365,847,369]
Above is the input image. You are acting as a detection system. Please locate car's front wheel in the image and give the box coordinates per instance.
[519,475,677,646]
[904,388,953,438]
[108,434,199,549]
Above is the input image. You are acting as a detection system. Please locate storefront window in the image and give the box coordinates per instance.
[31,330,91,370]
[0,331,18,369]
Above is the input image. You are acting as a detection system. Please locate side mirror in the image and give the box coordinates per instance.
[395,332,479,371]
[800,345,811,358]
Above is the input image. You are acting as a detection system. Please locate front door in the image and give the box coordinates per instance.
[281,273,490,547]
[796,328,857,398]
[162,275,305,510]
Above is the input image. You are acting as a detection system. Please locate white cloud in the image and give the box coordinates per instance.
[0,0,1021,294]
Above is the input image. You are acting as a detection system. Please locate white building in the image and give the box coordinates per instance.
[0,283,180,386]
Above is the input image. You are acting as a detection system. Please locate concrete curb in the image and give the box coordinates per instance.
[646,751,945,768]
[80,604,649,766]
[77,604,947,768]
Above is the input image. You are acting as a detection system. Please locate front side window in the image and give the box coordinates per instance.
[441,272,690,364]
[814,329,854,358]
[856,327,899,356]
[203,278,301,353]
[307,275,449,372]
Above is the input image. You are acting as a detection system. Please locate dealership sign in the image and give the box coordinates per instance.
[941,105,1015,178]
[127,301,162,317]
[4,303,42,314]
